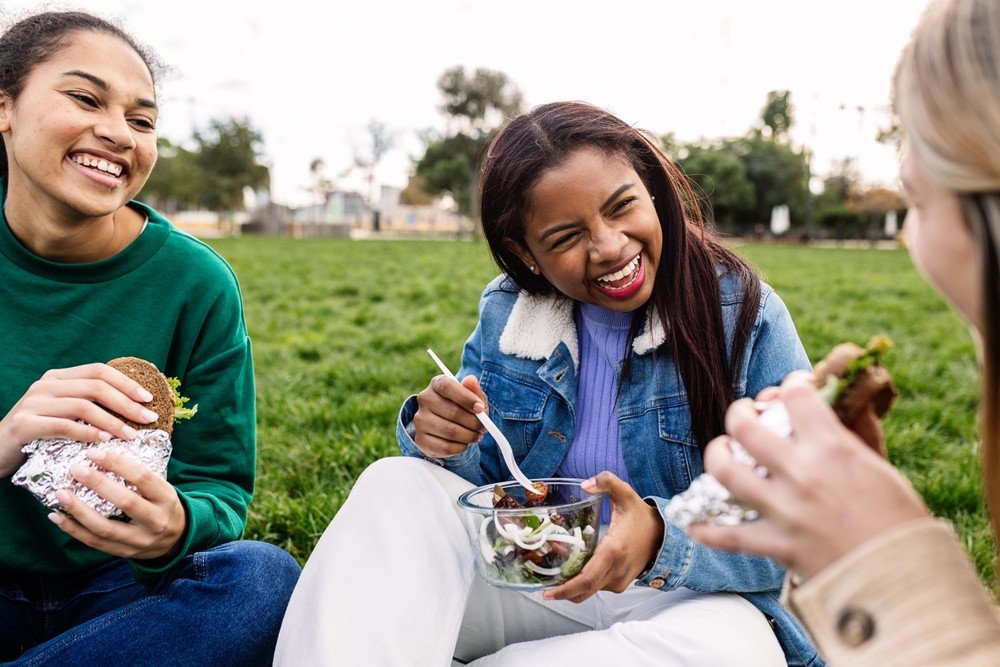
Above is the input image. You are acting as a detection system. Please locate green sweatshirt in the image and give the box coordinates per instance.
[0,198,255,583]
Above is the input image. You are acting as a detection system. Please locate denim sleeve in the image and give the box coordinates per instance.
[395,299,488,486]
[742,286,812,399]
[634,285,809,594]
[636,499,786,592]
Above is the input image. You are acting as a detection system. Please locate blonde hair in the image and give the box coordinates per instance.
[895,0,1000,564]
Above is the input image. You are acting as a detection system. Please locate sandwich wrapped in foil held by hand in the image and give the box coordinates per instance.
[9,357,196,520]
[12,430,172,519]
[666,336,898,528]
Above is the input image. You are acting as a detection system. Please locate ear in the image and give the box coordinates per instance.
[0,92,11,134]
[504,239,538,274]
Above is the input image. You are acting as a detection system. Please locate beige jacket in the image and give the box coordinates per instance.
[783,519,1000,666]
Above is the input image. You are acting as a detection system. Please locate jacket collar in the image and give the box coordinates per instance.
[498,291,666,369]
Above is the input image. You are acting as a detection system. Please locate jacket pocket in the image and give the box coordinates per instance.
[656,405,704,493]
[480,371,547,458]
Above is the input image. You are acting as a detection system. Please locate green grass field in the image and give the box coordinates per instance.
[206,237,994,588]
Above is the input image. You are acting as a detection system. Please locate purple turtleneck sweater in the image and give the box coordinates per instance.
[556,302,634,523]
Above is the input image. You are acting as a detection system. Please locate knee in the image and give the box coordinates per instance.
[208,541,301,605]
[352,455,437,499]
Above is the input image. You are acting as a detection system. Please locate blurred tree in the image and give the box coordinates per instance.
[416,67,523,216]
[349,120,395,205]
[137,138,200,213]
[815,158,863,234]
[760,90,793,140]
[306,158,337,205]
[399,172,435,206]
[193,117,270,213]
[726,132,808,229]
[668,91,808,232]
[437,66,523,134]
[676,143,755,232]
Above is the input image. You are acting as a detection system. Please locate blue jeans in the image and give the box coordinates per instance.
[0,541,301,666]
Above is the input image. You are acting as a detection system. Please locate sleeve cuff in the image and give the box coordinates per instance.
[785,518,1000,666]
[126,491,220,583]
[396,394,479,471]
[633,496,693,590]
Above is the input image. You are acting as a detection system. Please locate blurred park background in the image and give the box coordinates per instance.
[6,0,992,584]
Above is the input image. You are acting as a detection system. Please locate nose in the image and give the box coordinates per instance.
[95,111,136,151]
[588,219,628,264]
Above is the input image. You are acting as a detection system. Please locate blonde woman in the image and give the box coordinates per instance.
[691,0,1000,665]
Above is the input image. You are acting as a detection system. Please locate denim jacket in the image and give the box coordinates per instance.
[397,272,823,667]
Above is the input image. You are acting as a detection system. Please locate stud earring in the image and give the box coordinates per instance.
[651,195,656,201]
[529,265,536,272]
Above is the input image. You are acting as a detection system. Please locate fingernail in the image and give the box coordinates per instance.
[139,408,159,423]
[137,388,154,402]
[581,477,596,490]
[85,449,106,462]
[48,512,65,526]
[473,402,484,414]
[542,592,554,600]
[477,433,484,443]
[54,490,73,507]
[98,431,112,442]
[122,425,139,440]
[71,463,91,481]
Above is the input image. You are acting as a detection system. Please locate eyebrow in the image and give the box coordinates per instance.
[61,70,158,110]
[602,183,634,210]
[537,183,637,243]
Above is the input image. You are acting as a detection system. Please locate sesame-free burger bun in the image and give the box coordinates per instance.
[106,357,175,435]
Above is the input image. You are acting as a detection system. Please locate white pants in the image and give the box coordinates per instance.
[274,458,786,667]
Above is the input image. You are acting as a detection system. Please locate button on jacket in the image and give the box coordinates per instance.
[398,272,823,667]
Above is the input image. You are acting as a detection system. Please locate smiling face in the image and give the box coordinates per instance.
[510,146,662,312]
[900,146,983,333]
[0,30,158,221]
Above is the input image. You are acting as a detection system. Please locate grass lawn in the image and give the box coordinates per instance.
[207,237,995,588]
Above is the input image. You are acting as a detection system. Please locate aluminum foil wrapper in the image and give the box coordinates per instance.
[666,401,792,527]
[11,430,172,519]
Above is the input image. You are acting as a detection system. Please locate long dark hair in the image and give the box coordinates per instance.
[480,101,761,451]
[0,11,162,179]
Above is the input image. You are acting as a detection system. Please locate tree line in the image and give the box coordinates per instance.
[411,71,902,238]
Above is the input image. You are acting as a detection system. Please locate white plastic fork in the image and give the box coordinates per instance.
[427,349,538,494]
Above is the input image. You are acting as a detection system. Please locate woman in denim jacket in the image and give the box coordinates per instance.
[276,102,820,667]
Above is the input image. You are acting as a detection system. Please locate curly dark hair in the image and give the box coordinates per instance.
[480,101,762,451]
[0,11,164,178]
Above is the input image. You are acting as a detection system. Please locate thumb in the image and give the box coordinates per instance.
[582,471,626,499]
[460,375,488,412]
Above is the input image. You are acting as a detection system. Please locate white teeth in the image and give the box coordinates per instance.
[72,155,122,176]
[597,256,640,284]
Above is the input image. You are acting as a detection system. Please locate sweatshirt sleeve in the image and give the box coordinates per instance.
[784,519,1000,667]
[127,266,256,582]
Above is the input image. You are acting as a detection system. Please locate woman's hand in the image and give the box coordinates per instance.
[48,448,186,560]
[0,364,159,478]
[544,472,665,603]
[688,372,928,581]
[412,375,488,458]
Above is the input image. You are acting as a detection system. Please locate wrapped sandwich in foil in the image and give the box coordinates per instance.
[665,401,788,527]
[666,337,898,528]
[12,430,172,519]
[8,357,196,520]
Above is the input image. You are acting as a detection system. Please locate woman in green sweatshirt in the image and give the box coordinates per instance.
[0,12,299,666]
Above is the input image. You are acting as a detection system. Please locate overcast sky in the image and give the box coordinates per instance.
[6,0,931,206]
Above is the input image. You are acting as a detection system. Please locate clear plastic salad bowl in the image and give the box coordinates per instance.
[457,478,604,590]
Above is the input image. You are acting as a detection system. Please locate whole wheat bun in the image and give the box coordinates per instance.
[814,343,898,426]
[106,357,175,435]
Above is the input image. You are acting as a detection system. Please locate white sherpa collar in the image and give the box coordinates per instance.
[498,291,667,369]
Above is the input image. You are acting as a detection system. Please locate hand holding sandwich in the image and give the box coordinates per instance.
[48,447,186,560]
[0,363,159,478]
[4,359,189,559]
[689,371,928,580]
